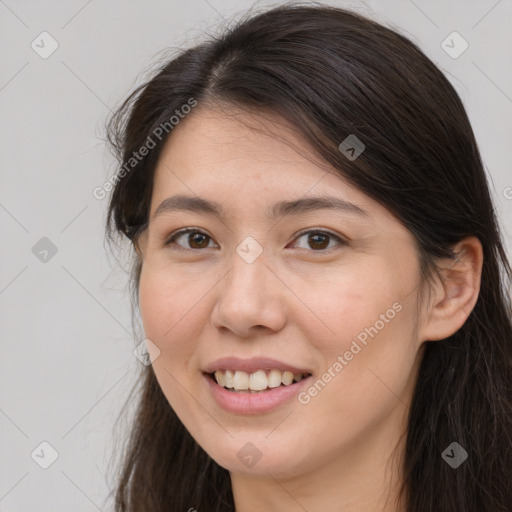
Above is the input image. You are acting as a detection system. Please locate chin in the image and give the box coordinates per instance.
[201,435,304,477]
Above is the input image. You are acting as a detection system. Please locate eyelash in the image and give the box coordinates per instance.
[164,227,347,252]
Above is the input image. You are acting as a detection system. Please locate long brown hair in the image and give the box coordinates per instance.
[104,4,512,511]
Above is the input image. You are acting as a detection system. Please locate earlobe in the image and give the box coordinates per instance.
[420,236,483,342]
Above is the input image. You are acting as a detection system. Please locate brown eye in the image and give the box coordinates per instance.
[289,230,346,251]
[166,229,215,250]
[307,233,329,250]
[187,232,210,249]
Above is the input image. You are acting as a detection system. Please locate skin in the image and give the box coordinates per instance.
[135,104,483,512]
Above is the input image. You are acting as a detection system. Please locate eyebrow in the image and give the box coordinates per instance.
[152,194,371,221]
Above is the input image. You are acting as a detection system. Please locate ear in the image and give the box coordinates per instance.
[420,236,483,342]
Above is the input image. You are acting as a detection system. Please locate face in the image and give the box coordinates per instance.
[136,104,426,479]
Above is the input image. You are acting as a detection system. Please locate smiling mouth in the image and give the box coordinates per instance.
[206,369,312,393]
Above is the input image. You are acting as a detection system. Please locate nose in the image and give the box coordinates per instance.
[210,248,287,338]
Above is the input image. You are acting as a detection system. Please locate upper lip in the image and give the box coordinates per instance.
[203,356,312,375]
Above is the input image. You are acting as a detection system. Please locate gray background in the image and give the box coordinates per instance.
[1,0,511,510]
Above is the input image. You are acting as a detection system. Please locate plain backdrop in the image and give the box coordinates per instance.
[1,0,511,510]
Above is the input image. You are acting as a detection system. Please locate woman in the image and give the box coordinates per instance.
[104,4,512,511]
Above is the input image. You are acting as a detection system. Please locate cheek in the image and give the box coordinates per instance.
[138,268,173,342]
[298,261,418,422]
[300,294,419,449]
[138,266,207,420]
[138,265,204,366]
[139,257,201,331]
[300,263,398,355]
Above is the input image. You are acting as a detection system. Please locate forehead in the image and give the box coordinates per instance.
[150,105,397,229]
[155,105,328,181]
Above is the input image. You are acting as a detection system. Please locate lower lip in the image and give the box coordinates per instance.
[203,373,312,414]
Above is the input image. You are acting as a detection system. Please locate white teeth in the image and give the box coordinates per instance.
[233,370,249,390]
[267,369,282,388]
[281,371,294,386]
[224,370,234,388]
[249,370,268,391]
[212,368,309,391]
[214,370,225,387]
